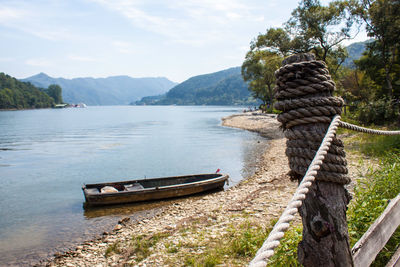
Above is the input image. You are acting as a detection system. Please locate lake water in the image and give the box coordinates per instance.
[0,106,269,266]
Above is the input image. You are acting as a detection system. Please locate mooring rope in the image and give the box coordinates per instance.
[249,115,342,267]
[339,121,400,135]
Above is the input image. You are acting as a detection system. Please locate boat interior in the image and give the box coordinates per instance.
[84,174,224,194]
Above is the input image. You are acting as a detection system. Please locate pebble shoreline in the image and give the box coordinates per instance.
[43,112,368,267]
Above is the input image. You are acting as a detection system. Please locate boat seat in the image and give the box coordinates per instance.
[100,186,118,193]
[85,188,99,194]
[124,183,144,191]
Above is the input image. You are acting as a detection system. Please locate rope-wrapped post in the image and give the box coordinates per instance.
[274,53,353,266]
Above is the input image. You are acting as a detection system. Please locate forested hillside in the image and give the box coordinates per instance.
[0,73,55,109]
[135,67,258,106]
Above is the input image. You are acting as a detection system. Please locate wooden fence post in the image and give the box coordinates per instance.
[274,53,353,266]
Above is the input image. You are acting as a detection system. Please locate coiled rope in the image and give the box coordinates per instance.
[274,57,349,185]
[249,54,400,267]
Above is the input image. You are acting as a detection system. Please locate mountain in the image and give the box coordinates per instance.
[21,73,177,105]
[343,39,374,68]
[135,67,258,106]
[0,73,54,109]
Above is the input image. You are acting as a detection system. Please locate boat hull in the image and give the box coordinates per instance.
[82,174,228,206]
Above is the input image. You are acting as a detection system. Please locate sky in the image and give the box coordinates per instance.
[0,0,368,83]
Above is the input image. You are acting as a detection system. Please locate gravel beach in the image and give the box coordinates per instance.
[44,112,369,267]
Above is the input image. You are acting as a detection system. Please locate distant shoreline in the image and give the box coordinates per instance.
[0,107,49,111]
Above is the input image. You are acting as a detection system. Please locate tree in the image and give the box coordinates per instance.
[286,0,356,61]
[241,0,357,110]
[283,0,358,78]
[0,88,14,109]
[251,27,308,57]
[351,0,400,98]
[242,50,282,110]
[338,68,377,104]
[46,84,63,104]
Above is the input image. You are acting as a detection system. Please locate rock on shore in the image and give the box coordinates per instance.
[45,113,297,267]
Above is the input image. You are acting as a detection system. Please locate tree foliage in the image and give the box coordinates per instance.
[242,0,400,125]
[46,84,63,104]
[242,0,357,108]
[338,0,400,124]
[286,0,355,61]
[351,0,400,99]
[242,51,282,109]
[0,73,58,109]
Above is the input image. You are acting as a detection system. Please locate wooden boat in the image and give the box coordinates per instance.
[82,173,229,206]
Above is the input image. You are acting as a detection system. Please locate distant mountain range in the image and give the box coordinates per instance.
[21,73,177,105]
[135,67,259,106]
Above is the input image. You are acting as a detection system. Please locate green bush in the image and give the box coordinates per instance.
[228,221,271,257]
[351,98,399,125]
[268,225,302,266]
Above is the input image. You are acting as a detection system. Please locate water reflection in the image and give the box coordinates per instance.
[82,188,224,219]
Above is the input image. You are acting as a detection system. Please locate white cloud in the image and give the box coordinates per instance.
[25,58,52,67]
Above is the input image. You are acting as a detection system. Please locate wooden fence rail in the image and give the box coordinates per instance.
[352,193,400,267]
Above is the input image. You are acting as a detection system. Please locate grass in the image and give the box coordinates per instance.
[347,149,400,266]
[184,252,222,267]
[180,219,303,266]
[124,232,171,262]
[179,220,271,266]
[268,225,302,266]
[105,241,121,258]
[359,134,400,156]
[226,221,271,258]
